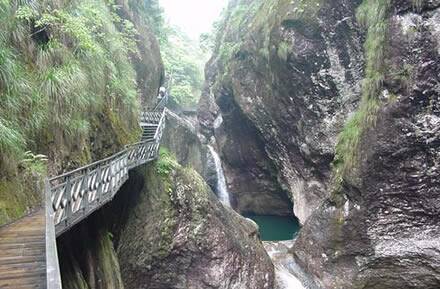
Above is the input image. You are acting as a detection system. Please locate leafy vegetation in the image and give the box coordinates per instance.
[19,151,48,175]
[127,0,167,43]
[332,0,391,196]
[214,0,264,66]
[161,27,206,107]
[0,0,140,169]
[0,0,153,224]
[156,148,178,177]
[277,41,291,61]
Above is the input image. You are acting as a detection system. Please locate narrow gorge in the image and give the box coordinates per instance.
[0,0,439,289]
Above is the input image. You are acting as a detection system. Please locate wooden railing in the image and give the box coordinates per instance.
[44,96,168,288]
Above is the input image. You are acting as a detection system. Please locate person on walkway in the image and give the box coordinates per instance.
[157,87,166,100]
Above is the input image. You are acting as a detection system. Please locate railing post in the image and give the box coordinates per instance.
[95,166,102,206]
[64,176,72,229]
[83,167,90,213]
[109,160,115,196]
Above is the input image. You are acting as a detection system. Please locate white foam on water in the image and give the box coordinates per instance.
[276,266,306,289]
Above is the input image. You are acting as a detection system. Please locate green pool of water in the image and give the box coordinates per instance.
[244,215,300,241]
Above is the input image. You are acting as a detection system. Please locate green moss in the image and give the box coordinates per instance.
[60,251,90,289]
[277,41,291,61]
[106,107,141,146]
[96,230,124,289]
[149,149,180,257]
[0,174,42,226]
[332,0,391,201]
[149,150,213,256]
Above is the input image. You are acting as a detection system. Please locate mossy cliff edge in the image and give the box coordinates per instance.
[0,0,163,225]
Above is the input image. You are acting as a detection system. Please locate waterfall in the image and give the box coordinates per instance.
[208,145,231,207]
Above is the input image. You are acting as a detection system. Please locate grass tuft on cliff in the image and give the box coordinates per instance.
[332,0,391,198]
[156,148,179,178]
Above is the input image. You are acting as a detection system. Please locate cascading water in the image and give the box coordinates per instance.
[208,145,231,207]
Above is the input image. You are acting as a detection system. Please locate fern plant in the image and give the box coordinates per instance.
[19,151,48,175]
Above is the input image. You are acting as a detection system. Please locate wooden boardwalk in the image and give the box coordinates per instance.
[0,95,168,288]
[0,210,46,289]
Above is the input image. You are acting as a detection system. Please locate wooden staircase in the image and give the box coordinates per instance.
[141,124,158,141]
[0,210,46,289]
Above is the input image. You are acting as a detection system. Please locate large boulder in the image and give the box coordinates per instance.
[116,155,275,289]
[162,110,208,176]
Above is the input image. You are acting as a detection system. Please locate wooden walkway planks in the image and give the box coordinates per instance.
[0,210,46,289]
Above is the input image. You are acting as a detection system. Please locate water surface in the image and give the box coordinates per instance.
[245,215,300,241]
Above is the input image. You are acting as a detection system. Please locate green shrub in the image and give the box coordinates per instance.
[0,117,25,155]
[156,148,178,177]
[0,0,145,222]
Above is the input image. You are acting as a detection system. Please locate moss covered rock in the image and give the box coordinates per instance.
[58,216,124,289]
[293,1,440,288]
[116,152,274,289]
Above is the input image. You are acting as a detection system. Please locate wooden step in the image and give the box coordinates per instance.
[0,276,46,289]
[0,263,45,279]
[0,247,45,259]
[0,255,45,266]
[0,236,44,243]
[0,260,46,275]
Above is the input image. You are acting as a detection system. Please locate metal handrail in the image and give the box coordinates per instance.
[153,93,169,111]
[44,96,168,289]
[48,150,128,182]
[124,139,155,149]
[154,109,166,140]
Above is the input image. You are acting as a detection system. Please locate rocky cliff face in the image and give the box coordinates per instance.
[201,0,440,288]
[116,0,165,108]
[116,156,274,289]
[199,0,364,222]
[294,1,440,288]
[58,215,125,289]
[162,109,233,200]
[162,110,208,176]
